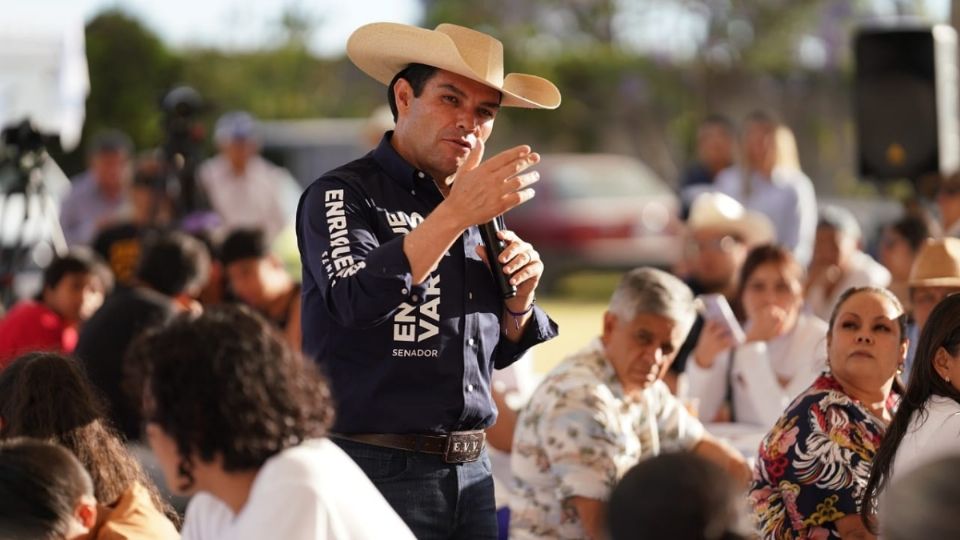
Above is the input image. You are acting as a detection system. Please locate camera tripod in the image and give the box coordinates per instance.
[0,121,68,308]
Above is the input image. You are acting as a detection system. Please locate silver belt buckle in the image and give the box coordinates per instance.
[443,430,485,463]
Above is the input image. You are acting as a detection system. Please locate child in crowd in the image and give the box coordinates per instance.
[220,228,301,351]
[0,249,111,368]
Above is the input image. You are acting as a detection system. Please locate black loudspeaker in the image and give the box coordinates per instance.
[855,25,959,180]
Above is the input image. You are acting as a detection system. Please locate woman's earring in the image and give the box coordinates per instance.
[897,364,904,375]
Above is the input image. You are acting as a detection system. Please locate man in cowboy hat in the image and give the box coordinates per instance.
[295,22,560,538]
[902,238,960,381]
[666,191,774,392]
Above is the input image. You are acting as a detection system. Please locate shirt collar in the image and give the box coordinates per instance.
[588,337,641,401]
[372,131,433,191]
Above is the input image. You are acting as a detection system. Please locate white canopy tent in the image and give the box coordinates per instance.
[0,13,88,302]
[0,13,89,151]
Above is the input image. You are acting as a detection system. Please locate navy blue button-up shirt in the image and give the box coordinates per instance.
[296,133,558,435]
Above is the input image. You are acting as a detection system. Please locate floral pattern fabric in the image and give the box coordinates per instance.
[509,338,704,540]
[749,373,897,539]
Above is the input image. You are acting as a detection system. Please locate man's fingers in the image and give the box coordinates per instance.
[508,260,543,287]
[506,244,537,264]
[484,147,539,180]
[503,248,539,274]
[479,144,531,171]
[496,229,520,243]
[510,188,536,209]
[506,170,541,192]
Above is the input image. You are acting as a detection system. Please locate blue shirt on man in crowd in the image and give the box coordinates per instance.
[296,133,558,435]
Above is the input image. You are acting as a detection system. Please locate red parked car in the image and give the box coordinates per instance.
[504,153,683,288]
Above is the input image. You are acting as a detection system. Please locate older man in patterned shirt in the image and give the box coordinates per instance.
[510,267,751,540]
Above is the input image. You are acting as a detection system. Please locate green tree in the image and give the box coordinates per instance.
[80,11,183,160]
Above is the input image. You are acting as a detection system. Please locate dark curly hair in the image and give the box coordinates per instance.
[0,352,176,525]
[126,305,333,489]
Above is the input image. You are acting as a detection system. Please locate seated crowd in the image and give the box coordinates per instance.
[3,93,960,540]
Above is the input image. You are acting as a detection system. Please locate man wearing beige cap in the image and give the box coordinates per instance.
[903,238,960,381]
[296,22,560,538]
[667,191,774,391]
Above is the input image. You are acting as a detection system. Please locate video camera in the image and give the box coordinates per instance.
[158,85,209,217]
[0,120,59,196]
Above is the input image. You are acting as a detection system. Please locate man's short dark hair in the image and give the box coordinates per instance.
[0,438,94,539]
[87,129,133,157]
[134,231,210,297]
[743,110,779,130]
[41,248,113,294]
[889,215,932,253]
[220,227,269,266]
[701,114,735,136]
[127,306,334,487]
[387,63,440,122]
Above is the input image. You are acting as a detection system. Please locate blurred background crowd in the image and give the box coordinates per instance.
[3,1,960,539]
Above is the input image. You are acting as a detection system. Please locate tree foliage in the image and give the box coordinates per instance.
[64,0,945,196]
[54,10,182,174]
[83,11,183,151]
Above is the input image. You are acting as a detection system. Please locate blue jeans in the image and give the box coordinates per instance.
[335,438,497,540]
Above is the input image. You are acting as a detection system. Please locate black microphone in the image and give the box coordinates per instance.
[479,216,517,299]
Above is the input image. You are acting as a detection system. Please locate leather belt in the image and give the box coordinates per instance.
[334,430,486,464]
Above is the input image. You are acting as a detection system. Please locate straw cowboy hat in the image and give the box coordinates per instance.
[687,192,775,247]
[347,22,561,110]
[909,238,960,287]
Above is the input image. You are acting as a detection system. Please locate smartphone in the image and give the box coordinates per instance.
[697,293,746,345]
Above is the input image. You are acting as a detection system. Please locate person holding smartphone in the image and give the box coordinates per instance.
[667,191,774,393]
[686,244,828,428]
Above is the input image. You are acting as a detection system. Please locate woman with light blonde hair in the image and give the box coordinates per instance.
[774,125,801,171]
[713,111,817,267]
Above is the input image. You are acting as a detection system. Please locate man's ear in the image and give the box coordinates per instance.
[393,78,414,117]
[601,311,617,347]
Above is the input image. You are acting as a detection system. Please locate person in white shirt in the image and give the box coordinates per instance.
[712,112,817,268]
[862,293,960,530]
[686,244,828,429]
[806,204,891,321]
[880,455,960,540]
[128,305,414,540]
[197,111,300,243]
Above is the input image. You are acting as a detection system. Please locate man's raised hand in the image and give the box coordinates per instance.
[445,139,541,229]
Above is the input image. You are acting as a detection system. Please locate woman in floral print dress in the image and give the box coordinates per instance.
[749,287,908,539]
